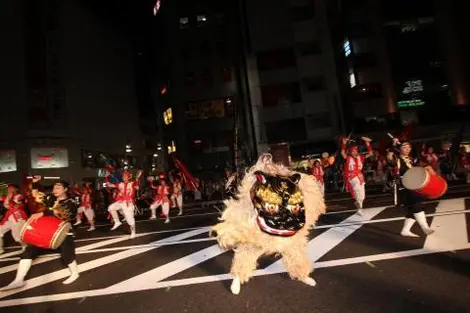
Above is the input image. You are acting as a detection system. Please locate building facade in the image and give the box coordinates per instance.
[0,0,144,184]
[331,0,469,137]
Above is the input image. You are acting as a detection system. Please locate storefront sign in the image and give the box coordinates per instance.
[31,148,69,169]
[0,150,17,173]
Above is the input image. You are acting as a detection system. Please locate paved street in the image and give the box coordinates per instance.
[0,184,469,313]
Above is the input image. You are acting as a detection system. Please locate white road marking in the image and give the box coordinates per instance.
[0,198,468,307]
[0,227,210,299]
[261,206,388,274]
[424,199,469,250]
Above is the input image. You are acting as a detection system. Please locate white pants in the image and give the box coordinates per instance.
[77,206,94,222]
[108,201,135,226]
[316,181,325,196]
[348,176,366,207]
[171,194,183,209]
[150,201,170,217]
[0,216,26,243]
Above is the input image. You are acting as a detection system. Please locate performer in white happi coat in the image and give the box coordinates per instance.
[340,136,373,216]
[73,183,95,231]
[170,174,183,216]
[106,170,142,238]
[149,174,171,223]
[0,184,27,254]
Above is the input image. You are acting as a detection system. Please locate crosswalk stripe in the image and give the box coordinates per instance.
[0,198,468,308]
[260,206,388,274]
[0,227,210,299]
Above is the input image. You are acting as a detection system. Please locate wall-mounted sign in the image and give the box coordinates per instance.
[187,99,226,119]
[31,148,69,169]
[0,150,17,173]
[397,99,425,108]
[402,80,423,95]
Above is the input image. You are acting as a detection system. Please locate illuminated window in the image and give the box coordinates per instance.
[163,108,173,125]
[167,141,176,154]
[349,71,356,88]
[179,17,189,29]
[344,39,351,57]
[197,15,207,26]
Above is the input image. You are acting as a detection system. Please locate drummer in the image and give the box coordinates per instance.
[392,139,435,237]
[0,176,79,291]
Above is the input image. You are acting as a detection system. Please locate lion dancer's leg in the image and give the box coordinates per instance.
[281,245,315,287]
[176,194,183,216]
[230,244,264,295]
[349,177,365,216]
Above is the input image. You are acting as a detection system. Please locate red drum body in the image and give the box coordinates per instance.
[402,167,448,199]
[20,216,71,249]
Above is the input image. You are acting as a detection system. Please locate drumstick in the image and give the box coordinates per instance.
[387,133,400,144]
[26,176,61,180]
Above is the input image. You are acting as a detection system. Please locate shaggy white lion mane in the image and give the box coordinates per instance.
[212,153,326,285]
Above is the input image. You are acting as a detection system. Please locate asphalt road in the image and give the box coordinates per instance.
[0,184,469,313]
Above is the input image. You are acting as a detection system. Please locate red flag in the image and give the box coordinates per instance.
[170,154,199,192]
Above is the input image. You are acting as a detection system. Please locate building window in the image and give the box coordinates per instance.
[353,52,377,68]
[217,40,228,56]
[197,15,207,26]
[203,68,214,86]
[352,83,383,100]
[200,41,212,58]
[343,39,351,57]
[348,22,369,38]
[221,67,232,82]
[303,76,325,92]
[298,41,321,56]
[290,5,314,23]
[265,118,307,143]
[167,141,176,154]
[261,82,302,107]
[185,71,195,88]
[306,112,331,129]
[181,46,192,60]
[257,48,296,71]
[349,71,357,88]
[179,17,189,29]
[163,108,173,125]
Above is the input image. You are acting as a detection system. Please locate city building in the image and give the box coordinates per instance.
[0,0,145,184]
[330,0,469,139]
[155,0,346,172]
[154,0,255,174]
[244,0,345,160]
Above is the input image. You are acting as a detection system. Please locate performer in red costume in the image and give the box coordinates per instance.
[149,174,171,223]
[340,136,373,216]
[421,144,439,173]
[0,184,28,254]
[311,159,325,196]
[73,183,95,231]
[170,174,184,216]
[106,170,142,238]
[458,147,470,184]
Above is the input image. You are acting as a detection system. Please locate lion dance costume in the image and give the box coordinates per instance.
[212,154,326,295]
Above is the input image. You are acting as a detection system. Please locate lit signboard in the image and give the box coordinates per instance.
[0,150,17,173]
[31,148,69,169]
[397,99,425,108]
